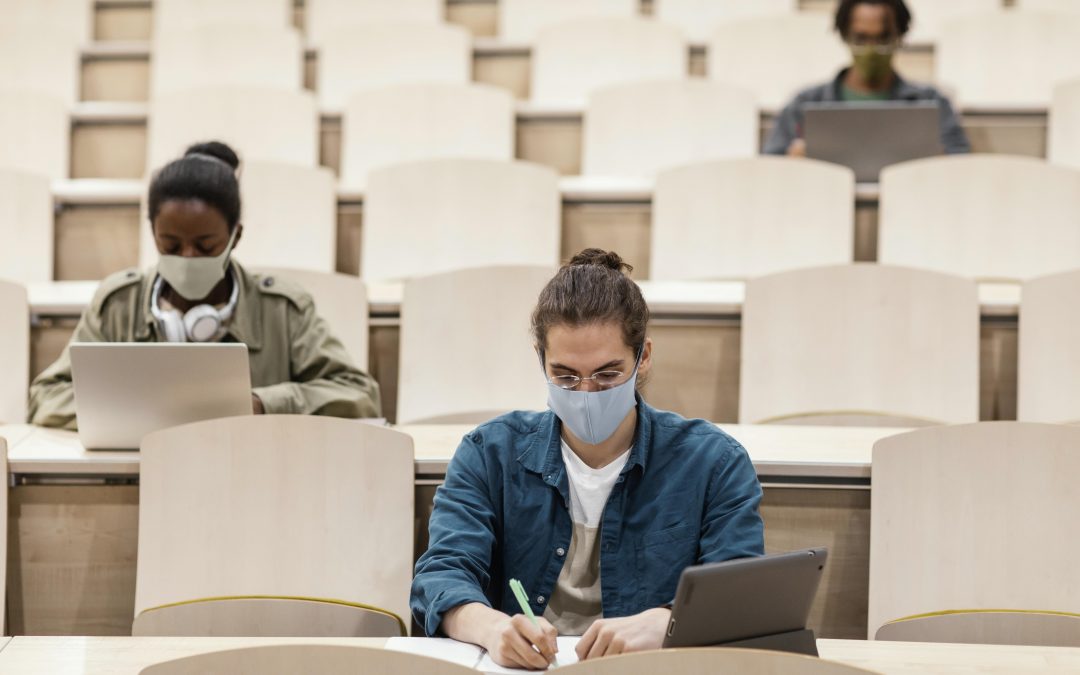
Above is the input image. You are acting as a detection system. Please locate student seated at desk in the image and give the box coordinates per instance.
[411,250,764,669]
[27,141,380,429]
[764,0,970,157]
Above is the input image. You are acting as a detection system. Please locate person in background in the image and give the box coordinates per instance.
[28,141,380,429]
[764,0,971,156]
[411,249,764,669]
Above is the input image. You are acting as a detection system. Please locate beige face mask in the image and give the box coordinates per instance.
[157,227,239,301]
[850,45,895,86]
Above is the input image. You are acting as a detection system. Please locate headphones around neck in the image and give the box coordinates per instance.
[151,274,239,343]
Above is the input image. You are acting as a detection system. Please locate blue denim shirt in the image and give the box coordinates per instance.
[411,399,765,637]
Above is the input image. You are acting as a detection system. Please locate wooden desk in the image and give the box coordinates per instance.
[1,421,892,639]
[2,636,1080,674]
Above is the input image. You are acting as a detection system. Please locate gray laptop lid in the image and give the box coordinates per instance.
[70,343,252,450]
[803,101,942,182]
[662,547,828,648]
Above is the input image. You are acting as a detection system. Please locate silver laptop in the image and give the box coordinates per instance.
[804,101,943,182]
[663,547,828,656]
[70,343,253,450]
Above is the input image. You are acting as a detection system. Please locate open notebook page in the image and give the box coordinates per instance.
[476,636,582,673]
[385,637,484,668]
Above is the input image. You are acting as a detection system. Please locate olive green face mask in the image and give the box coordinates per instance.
[851,47,894,86]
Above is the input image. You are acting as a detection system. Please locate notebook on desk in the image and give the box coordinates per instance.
[386,637,580,673]
[70,343,252,450]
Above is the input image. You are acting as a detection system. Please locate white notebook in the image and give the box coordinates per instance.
[386,637,581,673]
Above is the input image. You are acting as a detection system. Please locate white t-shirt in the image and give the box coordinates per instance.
[542,439,632,634]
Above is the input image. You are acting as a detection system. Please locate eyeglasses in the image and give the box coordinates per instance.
[548,370,629,391]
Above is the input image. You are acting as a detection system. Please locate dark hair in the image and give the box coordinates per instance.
[834,0,911,39]
[147,141,242,231]
[531,249,650,356]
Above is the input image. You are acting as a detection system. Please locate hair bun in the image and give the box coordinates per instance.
[567,248,633,275]
[184,141,241,171]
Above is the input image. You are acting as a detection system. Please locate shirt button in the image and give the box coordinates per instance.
[556,547,566,557]
[537,596,546,604]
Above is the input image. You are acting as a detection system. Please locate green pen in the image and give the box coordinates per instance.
[509,578,559,668]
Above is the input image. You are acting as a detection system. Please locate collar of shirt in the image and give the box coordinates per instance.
[828,66,923,102]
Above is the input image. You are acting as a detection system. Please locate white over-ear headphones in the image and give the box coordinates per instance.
[151,274,239,343]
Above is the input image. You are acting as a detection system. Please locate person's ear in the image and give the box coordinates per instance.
[233,223,243,249]
[638,337,654,379]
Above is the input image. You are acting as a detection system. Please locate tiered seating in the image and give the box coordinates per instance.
[1050,77,1080,169]
[305,0,444,46]
[0,279,29,424]
[654,0,798,43]
[498,0,638,42]
[0,90,69,180]
[0,170,53,283]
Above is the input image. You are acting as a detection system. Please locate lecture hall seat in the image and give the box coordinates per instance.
[654,0,797,43]
[531,17,688,107]
[306,0,443,47]
[0,89,70,180]
[317,22,471,113]
[554,647,877,674]
[581,79,759,179]
[397,265,554,424]
[650,157,854,281]
[339,83,515,191]
[1049,77,1080,170]
[147,86,319,170]
[133,416,414,636]
[150,25,304,97]
[1017,269,1080,424]
[0,169,54,284]
[139,645,475,675]
[879,155,1080,281]
[0,34,80,105]
[740,264,980,427]
[937,9,1080,108]
[0,279,29,426]
[152,0,293,33]
[869,422,1080,644]
[900,0,1002,44]
[498,0,638,43]
[361,158,560,283]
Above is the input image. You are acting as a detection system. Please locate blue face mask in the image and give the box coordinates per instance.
[545,358,641,446]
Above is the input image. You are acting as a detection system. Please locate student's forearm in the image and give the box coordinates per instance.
[441,602,506,647]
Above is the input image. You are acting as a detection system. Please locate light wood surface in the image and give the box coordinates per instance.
[876,611,1080,647]
[937,9,1080,107]
[0,171,52,284]
[0,0,93,47]
[0,90,70,181]
[0,280,29,425]
[317,23,471,112]
[879,155,1080,281]
[340,83,514,191]
[305,0,444,46]
[740,265,980,426]
[139,644,474,675]
[1049,77,1080,170]
[147,86,318,172]
[24,278,1028,321]
[132,598,403,638]
[397,266,553,424]
[150,26,303,97]
[707,13,849,111]
[531,17,686,106]
[362,159,559,282]
[868,422,1080,639]
[498,0,637,42]
[0,33,80,106]
[3,637,1080,674]
[135,416,414,629]
[253,268,370,370]
[1017,269,1080,422]
[2,421,909,480]
[557,648,877,674]
[151,0,293,33]
[582,80,758,178]
[651,157,854,281]
[901,0,1002,44]
[654,0,798,43]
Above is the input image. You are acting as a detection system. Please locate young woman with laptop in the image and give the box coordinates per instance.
[27,141,380,430]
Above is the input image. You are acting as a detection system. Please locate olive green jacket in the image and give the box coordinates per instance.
[28,263,381,429]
